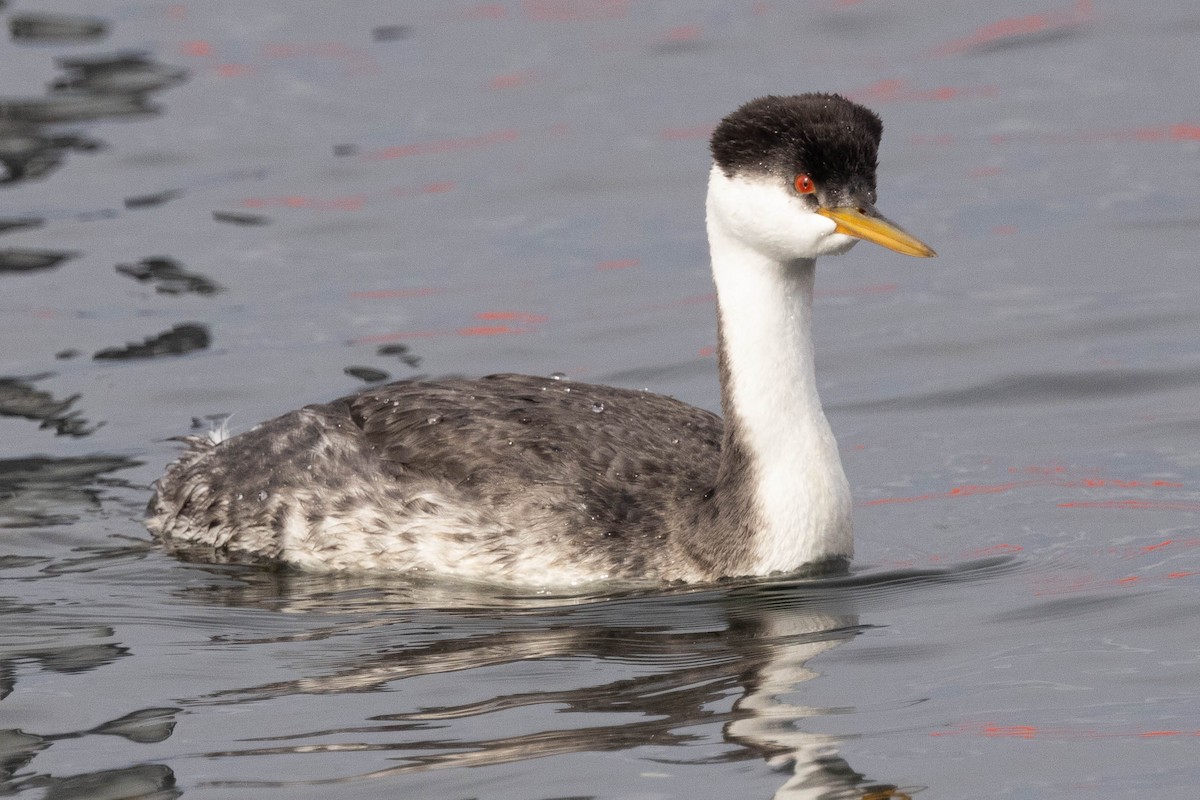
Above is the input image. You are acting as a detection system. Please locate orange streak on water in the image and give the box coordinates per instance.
[930,0,1094,57]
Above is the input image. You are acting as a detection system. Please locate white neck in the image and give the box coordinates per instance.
[706,169,853,572]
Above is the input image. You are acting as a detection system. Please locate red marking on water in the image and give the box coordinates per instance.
[390,181,458,197]
[1169,571,1199,579]
[1109,123,1200,143]
[868,476,1189,507]
[662,124,716,141]
[457,324,532,337]
[987,122,1200,146]
[216,63,253,78]
[930,0,1094,57]
[475,311,549,324]
[242,195,366,211]
[988,724,1039,739]
[491,71,535,90]
[468,3,508,19]
[596,258,640,271]
[865,480,1030,506]
[181,40,213,57]
[932,722,1040,738]
[698,345,716,358]
[993,224,1018,235]
[349,287,445,300]
[1141,540,1175,552]
[664,25,703,42]
[849,79,1000,104]
[969,166,1003,178]
[368,129,520,160]
[932,721,1200,740]
[1060,500,1200,511]
[523,0,628,22]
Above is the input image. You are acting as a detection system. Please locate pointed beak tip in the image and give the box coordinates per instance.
[817,206,937,260]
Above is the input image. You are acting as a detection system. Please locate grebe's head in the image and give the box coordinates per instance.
[707,93,935,262]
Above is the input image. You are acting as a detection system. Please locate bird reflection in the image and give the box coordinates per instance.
[0,51,185,185]
[184,572,915,798]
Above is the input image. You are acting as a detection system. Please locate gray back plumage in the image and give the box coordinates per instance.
[148,374,748,580]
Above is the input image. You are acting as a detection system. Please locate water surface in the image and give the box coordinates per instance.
[3,1,1199,797]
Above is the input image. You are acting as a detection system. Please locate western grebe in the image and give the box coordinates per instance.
[147,93,935,584]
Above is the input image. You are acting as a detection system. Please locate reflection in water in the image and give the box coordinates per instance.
[0,218,44,235]
[8,763,180,800]
[0,453,139,527]
[0,49,185,186]
[0,248,76,273]
[53,53,187,97]
[0,609,145,795]
[0,603,127,702]
[9,12,108,43]
[343,365,390,383]
[0,125,101,186]
[115,256,224,296]
[173,570,939,798]
[376,342,423,369]
[0,449,176,799]
[212,209,271,226]
[0,376,99,437]
[92,323,210,361]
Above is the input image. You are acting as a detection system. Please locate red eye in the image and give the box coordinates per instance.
[793,174,815,194]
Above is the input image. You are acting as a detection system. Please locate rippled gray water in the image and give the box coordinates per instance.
[3,1,1199,797]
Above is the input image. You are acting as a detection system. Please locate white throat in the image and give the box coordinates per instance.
[706,168,854,572]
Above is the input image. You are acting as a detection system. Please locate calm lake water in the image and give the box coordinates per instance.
[3,1,1199,797]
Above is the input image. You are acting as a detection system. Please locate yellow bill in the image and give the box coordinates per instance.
[816,206,937,258]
